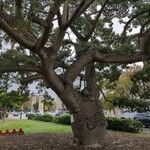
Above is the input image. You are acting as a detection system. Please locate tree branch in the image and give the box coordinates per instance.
[122,10,150,41]
[20,74,43,85]
[77,0,96,17]
[15,0,23,20]
[65,0,86,28]
[140,19,150,35]
[0,19,35,50]
[94,50,149,63]
[65,49,149,83]
[57,9,63,28]
[0,64,42,74]
[27,13,49,27]
[70,25,86,40]
[62,0,69,24]
[85,0,109,40]
[65,50,94,84]
[35,0,63,51]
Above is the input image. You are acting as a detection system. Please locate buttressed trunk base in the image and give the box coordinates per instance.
[71,98,106,149]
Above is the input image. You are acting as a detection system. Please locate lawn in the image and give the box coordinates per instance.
[0,119,71,134]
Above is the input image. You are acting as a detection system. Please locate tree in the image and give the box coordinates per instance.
[0,90,29,120]
[0,0,150,148]
[42,94,54,112]
[102,65,150,112]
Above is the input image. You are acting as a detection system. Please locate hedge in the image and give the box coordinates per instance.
[27,114,143,133]
[56,114,71,125]
[35,114,53,122]
[106,117,143,133]
[27,113,70,125]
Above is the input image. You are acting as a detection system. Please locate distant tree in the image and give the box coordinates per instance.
[42,94,54,112]
[33,101,39,112]
[0,90,29,111]
[0,90,29,120]
[102,64,150,112]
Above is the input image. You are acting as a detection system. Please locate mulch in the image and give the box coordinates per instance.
[0,132,150,150]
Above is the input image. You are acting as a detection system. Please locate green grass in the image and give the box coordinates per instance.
[0,119,71,134]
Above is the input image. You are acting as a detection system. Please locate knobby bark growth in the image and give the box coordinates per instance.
[0,0,150,148]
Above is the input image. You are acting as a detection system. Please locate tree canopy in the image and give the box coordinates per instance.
[102,64,150,112]
[0,90,29,111]
[0,0,150,147]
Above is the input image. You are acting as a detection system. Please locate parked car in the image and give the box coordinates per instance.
[134,112,150,128]
[119,111,137,119]
[12,112,19,117]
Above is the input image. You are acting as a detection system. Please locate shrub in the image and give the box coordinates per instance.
[27,114,36,120]
[39,114,53,122]
[55,114,71,125]
[53,116,59,123]
[106,117,143,133]
[28,113,53,122]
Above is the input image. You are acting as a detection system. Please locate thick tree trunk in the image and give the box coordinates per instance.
[71,98,106,149]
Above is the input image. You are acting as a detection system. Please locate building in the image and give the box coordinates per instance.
[22,95,66,113]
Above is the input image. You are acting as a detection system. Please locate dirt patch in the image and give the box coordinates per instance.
[0,132,150,150]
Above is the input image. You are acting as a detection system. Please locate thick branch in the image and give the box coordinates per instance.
[38,50,65,94]
[15,0,23,19]
[57,9,63,28]
[77,0,96,17]
[94,50,149,63]
[27,13,48,27]
[70,25,86,41]
[21,74,43,85]
[0,19,35,50]
[85,63,99,100]
[62,0,69,24]
[65,49,149,83]
[140,20,150,35]
[0,64,42,74]
[65,0,85,28]
[65,50,94,84]
[36,0,62,51]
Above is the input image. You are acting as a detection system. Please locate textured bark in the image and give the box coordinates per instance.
[71,98,106,148]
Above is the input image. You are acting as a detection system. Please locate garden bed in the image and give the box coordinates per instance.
[0,131,150,150]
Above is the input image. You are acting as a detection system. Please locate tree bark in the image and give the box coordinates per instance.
[71,97,106,149]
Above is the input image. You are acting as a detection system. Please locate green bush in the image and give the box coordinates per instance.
[54,114,71,125]
[39,114,53,122]
[53,116,59,123]
[106,117,143,133]
[28,113,142,133]
[27,114,36,120]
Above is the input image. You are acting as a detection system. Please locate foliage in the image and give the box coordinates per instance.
[36,114,53,122]
[106,117,143,133]
[42,93,54,112]
[131,63,150,100]
[102,64,150,112]
[0,90,29,111]
[28,114,143,133]
[28,113,71,125]
[33,102,39,112]
[27,113,36,120]
[55,114,71,125]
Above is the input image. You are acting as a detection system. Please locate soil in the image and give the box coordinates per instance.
[0,132,150,150]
